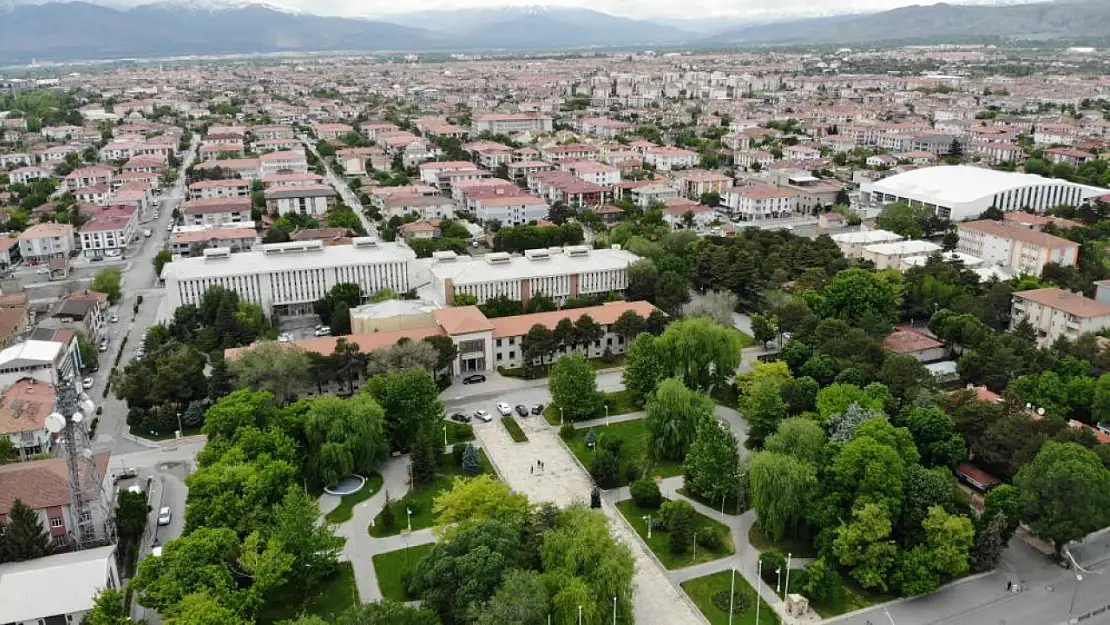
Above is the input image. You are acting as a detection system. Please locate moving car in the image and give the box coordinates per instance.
[109,314,119,323]
[143,229,152,238]
[496,402,512,417]
[314,326,331,337]
[514,405,528,417]
[82,377,94,389]
[277,333,293,343]
[157,507,172,526]
[473,409,491,422]
[450,413,471,423]
[531,404,545,415]
[462,374,486,385]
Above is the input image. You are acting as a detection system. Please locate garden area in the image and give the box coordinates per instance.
[368,448,493,537]
[258,563,359,624]
[561,417,683,488]
[680,569,779,625]
[371,543,436,602]
[543,389,637,426]
[616,495,734,569]
[324,472,383,524]
[748,521,818,558]
[443,420,474,445]
[760,551,891,619]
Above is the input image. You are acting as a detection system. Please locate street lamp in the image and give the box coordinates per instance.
[642,514,652,539]
[775,566,781,594]
[443,425,448,446]
[728,568,736,625]
[406,507,412,533]
[612,596,616,625]
[784,553,792,598]
[605,404,610,426]
[175,412,183,438]
[560,406,564,426]
[578,605,583,625]
[756,559,762,625]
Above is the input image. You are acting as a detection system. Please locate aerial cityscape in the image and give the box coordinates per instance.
[2,1,1110,624]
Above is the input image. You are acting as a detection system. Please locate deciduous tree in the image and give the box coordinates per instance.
[646,377,714,461]
[549,354,602,421]
[1015,441,1110,557]
[229,342,310,407]
[683,419,741,504]
[749,452,817,543]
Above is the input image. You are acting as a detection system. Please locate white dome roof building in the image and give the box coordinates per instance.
[859,165,1108,222]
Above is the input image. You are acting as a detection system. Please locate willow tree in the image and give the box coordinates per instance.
[749,451,818,543]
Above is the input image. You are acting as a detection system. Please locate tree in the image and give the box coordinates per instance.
[229,342,311,407]
[878,354,933,408]
[270,486,344,589]
[682,291,738,326]
[751,313,777,348]
[90,267,123,303]
[0,498,50,561]
[410,430,439,487]
[84,588,130,625]
[476,569,548,625]
[333,602,441,625]
[630,478,662,509]
[131,527,245,616]
[875,202,927,239]
[165,591,250,625]
[365,368,444,452]
[655,271,691,315]
[821,268,902,334]
[423,334,459,378]
[521,324,555,376]
[207,352,234,401]
[433,475,532,529]
[622,333,666,407]
[801,558,844,605]
[409,518,526,624]
[900,406,966,469]
[899,464,959,548]
[655,317,744,394]
[331,301,352,335]
[626,259,659,302]
[764,417,826,466]
[116,488,150,555]
[832,503,899,591]
[683,419,741,504]
[667,500,695,554]
[742,378,790,449]
[971,511,1009,573]
[646,378,714,461]
[817,383,886,424]
[612,311,645,343]
[461,443,483,476]
[549,354,602,421]
[1014,441,1110,557]
[749,452,818,543]
[897,506,974,595]
[365,340,439,377]
[154,249,174,277]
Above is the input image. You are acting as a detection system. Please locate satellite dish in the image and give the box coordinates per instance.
[72,413,84,425]
[79,399,96,417]
[1037,407,1046,416]
[45,412,65,433]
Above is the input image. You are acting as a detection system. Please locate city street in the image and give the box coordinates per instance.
[297,134,379,238]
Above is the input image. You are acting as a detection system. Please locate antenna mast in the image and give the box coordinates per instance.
[52,375,113,550]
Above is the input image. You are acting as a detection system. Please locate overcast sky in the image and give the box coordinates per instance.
[87,0,1049,20]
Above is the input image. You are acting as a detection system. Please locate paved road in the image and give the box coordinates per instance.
[297,135,378,238]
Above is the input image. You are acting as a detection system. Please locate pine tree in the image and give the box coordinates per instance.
[207,352,233,401]
[380,492,395,530]
[669,504,694,555]
[410,433,438,487]
[461,444,482,476]
[0,499,51,562]
[971,512,1008,573]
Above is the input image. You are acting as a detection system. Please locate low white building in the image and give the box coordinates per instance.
[0,546,119,625]
[188,179,252,201]
[381,195,458,220]
[643,146,699,171]
[17,223,74,264]
[472,195,549,227]
[860,240,943,270]
[830,229,904,259]
[264,184,337,217]
[723,185,799,221]
[471,113,553,135]
[259,150,308,177]
[630,184,679,209]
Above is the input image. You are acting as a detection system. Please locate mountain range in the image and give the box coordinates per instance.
[0,0,1107,63]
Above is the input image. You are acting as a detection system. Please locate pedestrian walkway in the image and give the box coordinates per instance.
[477,411,707,624]
[573,411,645,429]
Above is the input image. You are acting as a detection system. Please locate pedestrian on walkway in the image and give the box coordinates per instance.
[1007,581,1012,591]
[530,466,533,475]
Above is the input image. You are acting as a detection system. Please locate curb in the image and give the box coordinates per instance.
[818,570,1000,624]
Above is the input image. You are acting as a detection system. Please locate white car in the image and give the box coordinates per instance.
[157,507,172,526]
[473,409,492,422]
[496,402,512,416]
[110,314,119,323]
[277,333,293,343]
[151,546,163,557]
[82,377,94,389]
[314,326,331,337]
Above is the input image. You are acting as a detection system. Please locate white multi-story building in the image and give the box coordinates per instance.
[418,161,478,186]
[79,207,137,259]
[1012,288,1110,345]
[957,219,1079,277]
[259,150,308,177]
[472,195,549,227]
[723,185,799,221]
[470,113,553,135]
[160,239,415,318]
[643,146,699,171]
[0,546,121,624]
[381,195,458,220]
[188,179,252,201]
[182,198,252,226]
[17,223,74,264]
[264,184,337,217]
[427,246,639,307]
[63,166,113,192]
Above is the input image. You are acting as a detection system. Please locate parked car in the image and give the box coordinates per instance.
[143,229,152,238]
[462,373,486,385]
[111,468,137,483]
[97,342,109,353]
[314,326,331,337]
[109,314,119,323]
[82,377,94,389]
[473,409,491,422]
[450,412,471,423]
[531,404,545,415]
[157,507,172,526]
[514,404,528,417]
[496,402,512,416]
[277,333,293,343]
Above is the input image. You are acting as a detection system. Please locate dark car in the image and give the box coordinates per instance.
[531,403,545,415]
[450,413,471,423]
[515,404,529,417]
[462,374,486,384]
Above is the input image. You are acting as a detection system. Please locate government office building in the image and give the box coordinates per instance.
[159,238,416,318]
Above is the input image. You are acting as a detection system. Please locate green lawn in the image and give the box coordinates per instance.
[444,420,474,445]
[543,389,639,426]
[372,543,436,602]
[499,354,627,379]
[681,570,779,625]
[616,499,734,569]
[258,562,359,623]
[501,417,528,442]
[561,417,682,487]
[748,521,819,558]
[368,451,493,538]
[780,568,891,618]
[677,487,743,517]
[324,471,383,524]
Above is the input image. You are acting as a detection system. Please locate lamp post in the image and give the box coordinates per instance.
[756,559,762,625]
[728,567,736,625]
[175,412,183,438]
[406,507,412,533]
[605,404,610,426]
[784,553,792,599]
[578,605,583,625]
[443,425,447,446]
[560,406,564,426]
[884,608,897,625]
[642,514,652,539]
[612,596,616,625]
[775,566,781,594]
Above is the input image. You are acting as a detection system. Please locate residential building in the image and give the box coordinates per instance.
[630,183,679,209]
[0,452,113,550]
[470,113,553,135]
[62,166,113,193]
[860,240,943,270]
[79,206,138,259]
[0,378,55,458]
[472,194,549,227]
[0,331,84,393]
[418,161,478,186]
[881,328,946,363]
[188,179,252,201]
[957,219,1079,277]
[264,184,337,217]
[1011,288,1110,344]
[170,227,260,255]
[380,195,457,220]
[313,123,355,140]
[427,246,639,308]
[669,170,731,200]
[9,166,50,185]
[182,198,252,226]
[259,150,308,177]
[160,239,415,318]
[18,223,74,264]
[643,146,699,171]
[723,185,798,220]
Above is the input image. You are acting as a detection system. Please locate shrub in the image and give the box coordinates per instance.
[760,551,787,584]
[380,493,395,530]
[461,444,483,476]
[599,433,623,454]
[630,478,662,509]
[668,503,695,554]
[559,422,576,438]
[696,526,723,551]
[452,442,466,467]
[601,347,616,363]
[801,558,844,604]
[590,450,620,488]
[711,589,749,614]
[625,462,642,483]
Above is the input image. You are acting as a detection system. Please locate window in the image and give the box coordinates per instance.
[78,510,92,523]
[496,339,502,348]
[509,351,515,359]
[49,517,63,528]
